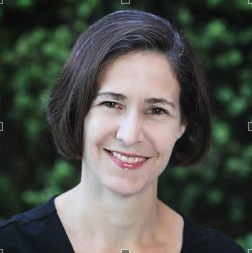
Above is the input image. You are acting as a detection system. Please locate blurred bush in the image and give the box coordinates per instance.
[0,0,251,250]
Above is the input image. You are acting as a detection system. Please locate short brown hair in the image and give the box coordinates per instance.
[46,10,212,167]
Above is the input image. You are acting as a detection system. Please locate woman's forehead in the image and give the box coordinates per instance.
[96,51,180,101]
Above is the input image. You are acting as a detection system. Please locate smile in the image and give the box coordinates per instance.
[105,149,149,170]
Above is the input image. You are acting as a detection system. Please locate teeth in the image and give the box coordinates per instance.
[112,151,145,163]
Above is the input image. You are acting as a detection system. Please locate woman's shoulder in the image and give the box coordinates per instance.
[0,196,72,252]
[0,195,56,231]
[1,196,56,223]
[181,216,246,253]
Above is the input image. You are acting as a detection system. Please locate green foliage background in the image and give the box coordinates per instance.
[0,0,251,250]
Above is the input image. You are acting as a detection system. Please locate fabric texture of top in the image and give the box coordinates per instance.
[0,196,246,253]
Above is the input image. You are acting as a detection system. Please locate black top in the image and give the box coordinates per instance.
[0,196,246,253]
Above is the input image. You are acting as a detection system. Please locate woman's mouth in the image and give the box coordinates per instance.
[105,149,149,170]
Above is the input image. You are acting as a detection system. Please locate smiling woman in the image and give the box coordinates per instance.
[82,51,186,196]
[0,10,245,253]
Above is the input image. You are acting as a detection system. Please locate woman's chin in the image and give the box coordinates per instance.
[104,178,148,197]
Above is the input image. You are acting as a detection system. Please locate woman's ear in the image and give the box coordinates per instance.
[177,122,187,140]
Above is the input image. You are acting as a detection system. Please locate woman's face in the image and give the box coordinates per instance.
[82,51,186,195]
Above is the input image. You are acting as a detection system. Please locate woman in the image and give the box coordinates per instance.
[0,10,246,253]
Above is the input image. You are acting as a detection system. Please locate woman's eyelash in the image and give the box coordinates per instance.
[99,101,120,108]
[148,107,169,115]
[98,102,169,115]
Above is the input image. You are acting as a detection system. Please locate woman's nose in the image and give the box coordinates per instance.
[115,112,144,146]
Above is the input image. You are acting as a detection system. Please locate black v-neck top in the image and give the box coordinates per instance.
[0,196,246,253]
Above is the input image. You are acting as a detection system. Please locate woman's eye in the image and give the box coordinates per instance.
[148,107,169,115]
[100,101,120,109]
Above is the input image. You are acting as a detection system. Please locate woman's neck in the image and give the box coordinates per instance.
[55,174,166,250]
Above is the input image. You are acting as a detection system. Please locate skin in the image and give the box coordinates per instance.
[55,51,186,253]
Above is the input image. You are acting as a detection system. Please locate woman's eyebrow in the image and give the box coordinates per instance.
[96,92,175,108]
[145,98,175,108]
[96,92,127,101]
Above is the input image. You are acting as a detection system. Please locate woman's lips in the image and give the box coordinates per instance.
[105,149,149,170]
